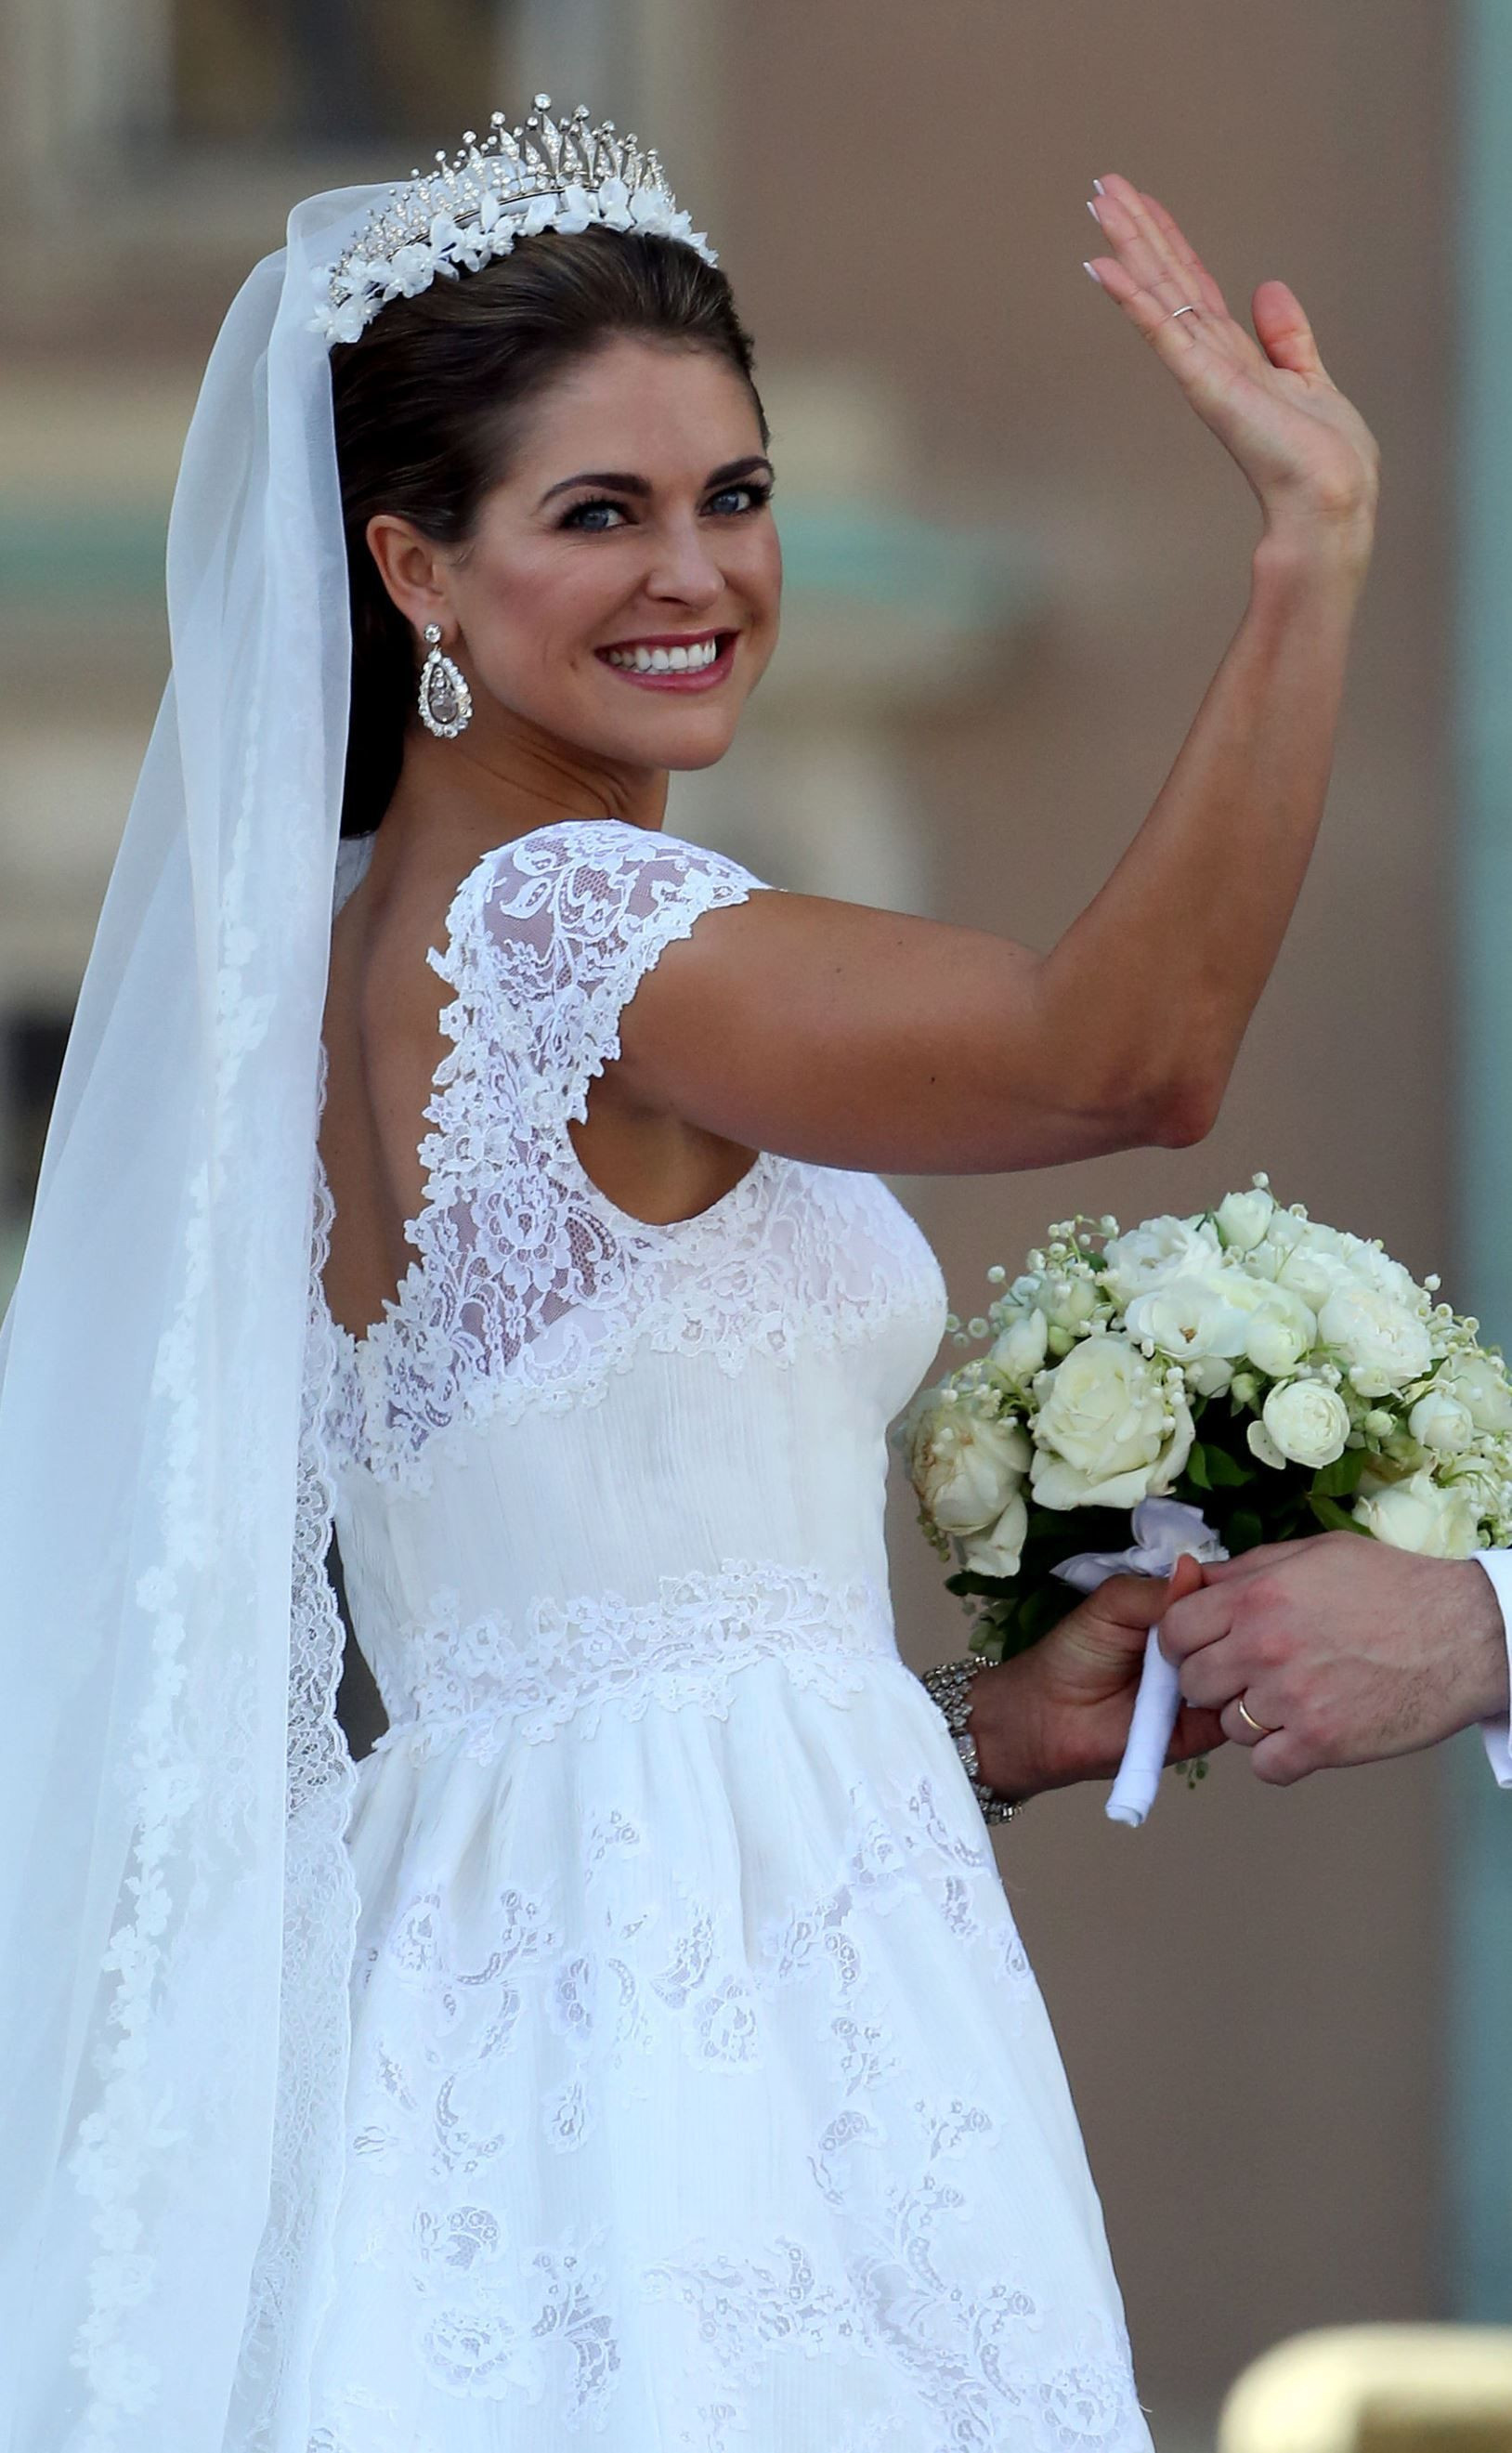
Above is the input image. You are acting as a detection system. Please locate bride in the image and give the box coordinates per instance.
[0,101,1375,2452]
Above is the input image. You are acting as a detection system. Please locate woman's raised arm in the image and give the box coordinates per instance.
[613,174,1378,1177]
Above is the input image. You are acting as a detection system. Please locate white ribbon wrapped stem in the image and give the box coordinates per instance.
[1054,1497,1227,1826]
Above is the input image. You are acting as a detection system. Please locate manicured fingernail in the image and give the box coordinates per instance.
[1083,260,1102,285]
[1093,177,1106,196]
[1087,198,1102,226]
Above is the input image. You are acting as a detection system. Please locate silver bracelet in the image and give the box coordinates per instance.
[919,1656,1022,1824]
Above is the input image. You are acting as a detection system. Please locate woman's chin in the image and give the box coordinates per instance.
[572,698,748,773]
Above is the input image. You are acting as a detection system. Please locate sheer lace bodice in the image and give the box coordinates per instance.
[296,817,1150,2453]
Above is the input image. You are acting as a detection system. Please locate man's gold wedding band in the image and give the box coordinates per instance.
[1165,304,1201,323]
[1236,1697,1276,1739]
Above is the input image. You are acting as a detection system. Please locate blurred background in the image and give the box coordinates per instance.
[1,2,1508,2444]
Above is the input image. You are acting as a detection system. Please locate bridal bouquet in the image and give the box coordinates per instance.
[899,1180,1512,1818]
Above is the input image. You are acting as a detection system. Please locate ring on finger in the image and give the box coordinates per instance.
[1235,1696,1278,1740]
[1163,303,1201,325]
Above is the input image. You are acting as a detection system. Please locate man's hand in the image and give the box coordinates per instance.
[966,1557,1228,1800]
[1158,1533,1511,1786]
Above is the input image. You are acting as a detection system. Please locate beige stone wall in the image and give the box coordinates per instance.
[722,2,1456,2431]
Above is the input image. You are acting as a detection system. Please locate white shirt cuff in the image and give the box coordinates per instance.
[1472,1549,1512,1786]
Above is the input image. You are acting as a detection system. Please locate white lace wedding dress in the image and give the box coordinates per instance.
[301,816,1151,2453]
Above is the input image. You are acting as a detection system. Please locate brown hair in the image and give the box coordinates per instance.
[329,228,767,836]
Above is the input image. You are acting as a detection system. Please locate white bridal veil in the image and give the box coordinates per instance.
[0,182,386,2450]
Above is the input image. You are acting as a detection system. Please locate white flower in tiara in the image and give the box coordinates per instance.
[554,184,596,233]
[595,176,634,231]
[324,295,369,346]
[386,241,437,299]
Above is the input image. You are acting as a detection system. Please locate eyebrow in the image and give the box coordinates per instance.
[536,454,775,510]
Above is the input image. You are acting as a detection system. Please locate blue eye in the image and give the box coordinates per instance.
[559,497,628,532]
[707,480,773,516]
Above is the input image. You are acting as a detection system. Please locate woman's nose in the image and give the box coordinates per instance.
[644,520,725,607]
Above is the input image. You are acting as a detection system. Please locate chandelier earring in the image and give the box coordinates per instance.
[418,623,473,738]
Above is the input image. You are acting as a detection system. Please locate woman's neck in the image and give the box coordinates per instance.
[374,719,670,881]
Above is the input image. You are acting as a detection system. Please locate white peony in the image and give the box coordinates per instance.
[1261,1379,1351,1470]
[1032,1273,1101,1334]
[1447,1355,1512,1437]
[908,1399,1031,1536]
[988,1308,1050,1382]
[1353,1470,1481,1559]
[1031,1336,1194,1511]
[1407,1389,1476,1456]
[1269,1221,1355,1311]
[1216,1187,1275,1251]
[1339,1237,1424,1310]
[1103,1215,1223,1305]
[1317,1283,1433,1399]
[959,1490,1029,1579]
[1125,1276,1252,1364]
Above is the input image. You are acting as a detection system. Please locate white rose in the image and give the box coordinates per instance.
[908,1401,1031,1536]
[1216,1187,1275,1252]
[988,1308,1049,1382]
[1240,1288,1319,1380]
[959,1490,1029,1579]
[1261,1379,1351,1470]
[1125,1276,1252,1364]
[1447,1356,1512,1436]
[1030,1336,1194,1511]
[1103,1216,1223,1306]
[1353,1470,1481,1559]
[1407,1389,1476,1456]
[1317,1283,1433,1399]
[1188,1354,1234,1399]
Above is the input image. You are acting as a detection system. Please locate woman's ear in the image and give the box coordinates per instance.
[364,512,452,635]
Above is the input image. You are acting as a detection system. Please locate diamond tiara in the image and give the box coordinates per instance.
[311,95,716,348]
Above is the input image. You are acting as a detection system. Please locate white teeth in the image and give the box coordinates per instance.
[605,637,723,674]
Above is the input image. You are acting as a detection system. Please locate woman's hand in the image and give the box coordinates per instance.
[965,1557,1227,1801]
[1085,173,1378,567]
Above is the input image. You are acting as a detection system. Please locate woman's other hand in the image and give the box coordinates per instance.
[1085,174,1378,568]
[965,1557,1227,1802]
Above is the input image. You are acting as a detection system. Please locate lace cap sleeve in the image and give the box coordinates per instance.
[463,818,772,1123]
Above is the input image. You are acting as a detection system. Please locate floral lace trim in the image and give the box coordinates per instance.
[371,1558,904,1760]
[319,824,948,1487]
[232,1063,358,2443]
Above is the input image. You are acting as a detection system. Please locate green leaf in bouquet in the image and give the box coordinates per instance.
[1312,1447,1367,1500]
[1200,1442,1255,1489]
[1017,1580,1080,1647]
[945,1569,1019,1600]
[1184,1444,1211,1492]
[1308,1494,1372,1535]
[1224,1508,1266,1555]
